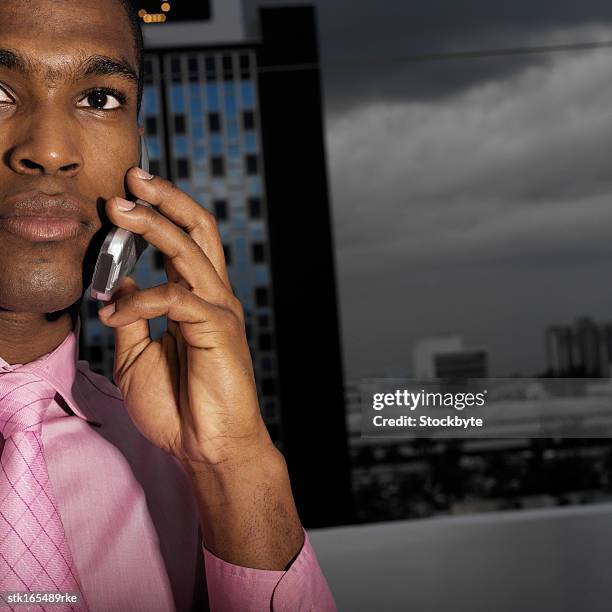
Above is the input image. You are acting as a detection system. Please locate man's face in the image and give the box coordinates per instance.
[0,0,140,316]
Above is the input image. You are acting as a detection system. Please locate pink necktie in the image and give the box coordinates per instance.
[0,371,88,611]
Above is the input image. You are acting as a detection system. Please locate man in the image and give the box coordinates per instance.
[0,0,336,610]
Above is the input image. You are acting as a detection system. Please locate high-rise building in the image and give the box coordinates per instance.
[412,336,488,379]
[546,325,574,376]
[434,350,488,379]
[412,336,463,379]
[546,316,612,377]
[80,1,353,527]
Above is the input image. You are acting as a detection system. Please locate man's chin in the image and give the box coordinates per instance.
[0,282,84,316]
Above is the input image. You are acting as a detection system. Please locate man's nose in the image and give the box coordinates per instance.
[7,113,83,177]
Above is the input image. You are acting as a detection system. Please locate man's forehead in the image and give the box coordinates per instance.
[0,0,137,77]
[0,48,138,86]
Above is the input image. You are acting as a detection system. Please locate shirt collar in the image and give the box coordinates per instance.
[0,314,97,424]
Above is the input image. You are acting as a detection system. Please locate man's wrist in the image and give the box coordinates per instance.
[181,442,305,570]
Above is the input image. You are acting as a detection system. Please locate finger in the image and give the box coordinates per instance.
[106,195,230,306]
[98,275,151,371]
[98,282,237,349]
[125,168,232,292]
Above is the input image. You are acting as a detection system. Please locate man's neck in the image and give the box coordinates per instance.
[0,310,75,366]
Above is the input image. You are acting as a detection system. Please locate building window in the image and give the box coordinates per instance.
[145,116,157,136]
[259,333,272,351]
[222,244,232,265]
[226,116,238,140]
[187,56,199,83]
[90,345,103,363]
[241,81,254,108]
[208,112,221,133]
[174,135,188,156]
[154,249,164,270]
[262,401,276,421]
[149,160,161,176]
[210,134,223,155]
[261,378,276,397]
[224,81,236,111]
[143,84,158,113]
[245,155,258,175]
[194,143,205,162]
[176,158,190,179]
[144,58,153,80]
[222,54,233,80]
[243,110,255,131]
[244,133,257,153]
[228,143,240,160]
[87,300,98,319]
[239,53,250,77]
[255,286,269,307]
[205,56,216,81]
[261,356,273,372]
[258,314,269,328]
[170,83,185,113]
[174,114,186,134]
[211,156,225,177]
[170,57,182,83]
[206,83,219,110]
[251,242,265,263]
[213,199,228,221]
[248,197,262,219]
[266,423,280,441]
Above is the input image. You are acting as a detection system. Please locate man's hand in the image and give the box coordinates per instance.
[97,167,304,570]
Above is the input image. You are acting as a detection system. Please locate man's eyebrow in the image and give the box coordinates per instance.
[0,48,137,85]
[81,55,138,84]
[0,49,27,72]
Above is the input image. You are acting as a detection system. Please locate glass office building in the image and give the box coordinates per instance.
[82,48,283,445]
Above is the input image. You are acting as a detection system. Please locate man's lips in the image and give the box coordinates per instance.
[0,190,91,242]
[0,217,83,242]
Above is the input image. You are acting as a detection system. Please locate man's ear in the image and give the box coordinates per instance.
[138,124,145,136]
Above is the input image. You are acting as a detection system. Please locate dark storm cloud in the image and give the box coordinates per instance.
[326,44,612,252]
[247,0,612,113]
[325,42,612,377]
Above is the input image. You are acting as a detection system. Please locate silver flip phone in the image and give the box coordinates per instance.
[90,135,152,301]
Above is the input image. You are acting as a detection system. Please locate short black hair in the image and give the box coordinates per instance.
[118,0,144,116]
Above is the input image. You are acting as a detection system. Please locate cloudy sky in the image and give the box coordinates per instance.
[248,1,612,379]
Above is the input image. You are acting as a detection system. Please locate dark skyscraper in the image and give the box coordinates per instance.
[256,6,354,527]
[546,316,612,377]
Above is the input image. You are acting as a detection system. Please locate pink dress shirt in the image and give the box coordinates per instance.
[0,315,337,612]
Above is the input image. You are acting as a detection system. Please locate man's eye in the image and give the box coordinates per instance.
[77,90,123,110]
[0,87,14,104]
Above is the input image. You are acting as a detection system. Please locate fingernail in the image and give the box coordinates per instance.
[116,198,136,212]
[134,167,154,180]
[99,303,115,317]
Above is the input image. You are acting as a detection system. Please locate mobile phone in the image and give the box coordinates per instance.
[90,135,152,301]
